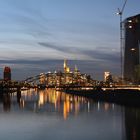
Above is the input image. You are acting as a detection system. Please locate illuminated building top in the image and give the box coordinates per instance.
[64,59,70,73]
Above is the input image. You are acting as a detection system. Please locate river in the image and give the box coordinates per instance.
[0,89,139,140]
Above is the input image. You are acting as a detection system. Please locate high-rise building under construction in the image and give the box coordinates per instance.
[124,14,140,84]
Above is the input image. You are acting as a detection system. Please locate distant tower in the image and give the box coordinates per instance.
[64,59,67,73]
[74,65,78,73]
[104,72,110,82]
[4,67,11,81]
[63,59,70,73]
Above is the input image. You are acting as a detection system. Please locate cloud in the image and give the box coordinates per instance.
[82,50,119,63]
[38,42,69,53]
[0,0,50,39]
[0,0,120,80]
[38,41,119,63]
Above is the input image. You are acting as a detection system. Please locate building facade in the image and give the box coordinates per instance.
[124,14,140,84]
[4,66,11,81]
[104,72,110,82]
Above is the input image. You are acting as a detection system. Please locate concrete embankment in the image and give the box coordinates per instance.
[64,89,140,107]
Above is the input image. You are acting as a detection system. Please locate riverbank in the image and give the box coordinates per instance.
[64,89,140,107]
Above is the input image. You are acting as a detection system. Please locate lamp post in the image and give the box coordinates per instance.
[117,0,128,83]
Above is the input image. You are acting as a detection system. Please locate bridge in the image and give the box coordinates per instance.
[1,70,139,93]
[0,71,97,93]
[23,71,96,89]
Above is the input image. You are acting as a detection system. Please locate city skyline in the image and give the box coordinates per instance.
[0,0,140,80]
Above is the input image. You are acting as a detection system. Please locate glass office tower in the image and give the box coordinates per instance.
[124,14,140,84]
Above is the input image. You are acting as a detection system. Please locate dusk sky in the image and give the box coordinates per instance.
[0,0,140,80]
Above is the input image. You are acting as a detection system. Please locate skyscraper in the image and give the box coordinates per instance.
[124,14,140,84]
[4,66,11,81]
[63,59,70,73]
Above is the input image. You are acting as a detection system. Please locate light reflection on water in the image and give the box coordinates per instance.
[0,89,139,140]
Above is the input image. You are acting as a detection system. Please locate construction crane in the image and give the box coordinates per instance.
[116,0,128,83]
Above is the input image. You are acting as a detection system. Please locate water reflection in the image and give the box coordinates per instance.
[36,89,117,120]
[0,89,117,119]
[125,107,140,140]
[3,94,11,111]
[0,89,140,140]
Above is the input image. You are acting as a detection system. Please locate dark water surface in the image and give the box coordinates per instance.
[0,89,139,140]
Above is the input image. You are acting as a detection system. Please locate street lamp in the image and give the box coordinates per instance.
[117,0,128,83]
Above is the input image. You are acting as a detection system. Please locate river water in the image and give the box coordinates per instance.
[0,89,139,140]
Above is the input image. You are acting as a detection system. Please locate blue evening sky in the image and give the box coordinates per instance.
[0,0,139,80]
